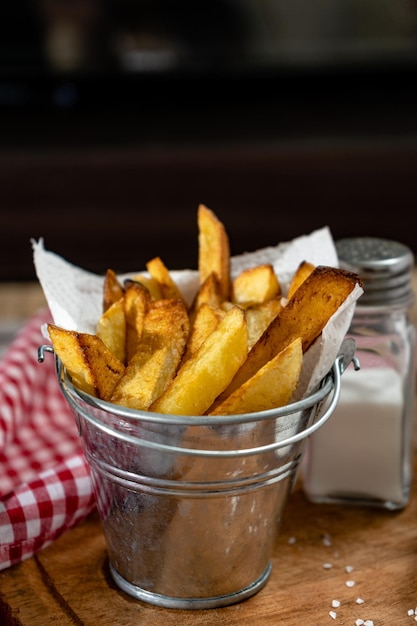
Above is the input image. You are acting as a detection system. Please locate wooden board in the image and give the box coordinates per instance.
[1,470,417,626]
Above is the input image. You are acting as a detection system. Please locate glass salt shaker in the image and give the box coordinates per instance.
[303,237,415,510]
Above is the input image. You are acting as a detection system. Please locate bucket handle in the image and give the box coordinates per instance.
[39,340,358,458]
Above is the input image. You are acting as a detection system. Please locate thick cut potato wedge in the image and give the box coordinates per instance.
[125,275,163,300]
[246,297,283,350]
[48,324,125,400]
[198,204,230,301]
[124,282,151,363]
[150,306,248,415]
[218,265,361,400]
[96,297,126,363]
[287,260,315,300]
[209,337,302,415]
[103,268,124,312]
[146,256,186,303]
[232,263,280,307]
[189,272,223,324]
[182,302,225,364]
[110,298,189,410]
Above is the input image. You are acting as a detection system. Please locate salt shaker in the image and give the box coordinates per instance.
[303,237,415,510]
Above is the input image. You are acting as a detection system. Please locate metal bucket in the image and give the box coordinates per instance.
[40,339,356,609]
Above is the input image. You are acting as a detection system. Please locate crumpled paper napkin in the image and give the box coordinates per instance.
[33,225,363,398]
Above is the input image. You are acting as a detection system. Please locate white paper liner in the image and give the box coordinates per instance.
[32,225,363,402]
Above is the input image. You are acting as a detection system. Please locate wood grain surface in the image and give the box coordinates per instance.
[1,475,417,626]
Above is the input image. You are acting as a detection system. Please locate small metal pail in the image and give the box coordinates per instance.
[39,339,356,610]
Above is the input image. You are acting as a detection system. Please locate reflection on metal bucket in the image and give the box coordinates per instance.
[40,338,356,609]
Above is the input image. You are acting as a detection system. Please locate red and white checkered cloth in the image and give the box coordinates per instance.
[0,309,96,571]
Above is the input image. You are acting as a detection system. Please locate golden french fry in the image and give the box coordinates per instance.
[125,275,163,300]
[48,324,125,400]
[218,265,361,401]
[124,281,151,362]
[287,260,315,300]
[103,268,124,312]
[198,204,230,301]
[150,306,247,415]
[146,256,186,303]
[209,337,302,415]
[232,263,280,307]
[96,297,126,363]
[245,297,283,350]
[111,298,190,410]
[189,272,223,324]
[182,302,225,364]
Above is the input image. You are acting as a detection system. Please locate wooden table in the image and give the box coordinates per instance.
[1,281,417,625]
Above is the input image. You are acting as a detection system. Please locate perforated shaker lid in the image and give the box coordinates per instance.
[336,237,415,306]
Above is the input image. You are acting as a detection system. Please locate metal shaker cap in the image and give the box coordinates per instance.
[336,237,415,306]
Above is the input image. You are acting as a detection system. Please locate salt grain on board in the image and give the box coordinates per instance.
[346,580,355,587]
[329,610,337,620]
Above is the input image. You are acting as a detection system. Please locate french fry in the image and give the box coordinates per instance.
[96,297,126,363]
[111,298,189,410]
[189,272,223,324]
[209,337,302,415]
[146,256,186,303]
[49,205,361,418]
[232,263,280,307]
[103,268,124,312]
[125,275,163,300]
[287,260,315,300]
[198,204,230,301]
[245,298,283,350]
[48,324,125,400]
[124,281,151,362]
[182,302,225,364]
[150,306,247,416]
[217,265,360,401]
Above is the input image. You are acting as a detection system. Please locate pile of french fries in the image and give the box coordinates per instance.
[48,205,361,416]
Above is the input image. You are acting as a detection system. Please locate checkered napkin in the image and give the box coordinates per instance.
[0,309,96,571]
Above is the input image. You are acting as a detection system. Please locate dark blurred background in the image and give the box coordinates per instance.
[1,0,417,281]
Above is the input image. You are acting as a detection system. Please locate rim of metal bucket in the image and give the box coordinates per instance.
[38,338,358,457]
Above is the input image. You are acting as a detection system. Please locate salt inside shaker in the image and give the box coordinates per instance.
[303,237,416,510]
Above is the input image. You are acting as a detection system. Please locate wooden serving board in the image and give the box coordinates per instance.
[1,471,417,626]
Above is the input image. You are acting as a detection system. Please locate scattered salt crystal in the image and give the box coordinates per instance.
[409,609,415,616]
[356,598,365,605]
[345,565,354,573]
[364,621,374,626]
[323,562,333,569]
[414,616,417,622]
[355,620,364,626]
[332,599,341,608]
[329,610,337,620]
[346,580,355,587]
[323,534,332,547]
[288,536,296,544]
